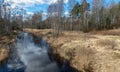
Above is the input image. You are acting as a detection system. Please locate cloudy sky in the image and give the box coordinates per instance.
[1,0,120,16]
[3,0,69,16]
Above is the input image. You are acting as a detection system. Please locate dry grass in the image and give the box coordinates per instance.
[97,39,117,50]
[74,47,95,72]
[0,48,9,62]
[24,28,120,72]
[55,39,97,72]
[90,29,120,36]
[0,31,17,62]
[81,34,98,41]
[112,52,120,59]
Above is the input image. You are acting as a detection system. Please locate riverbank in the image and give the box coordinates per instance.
[24,28,120,72]
[0,31,18,63]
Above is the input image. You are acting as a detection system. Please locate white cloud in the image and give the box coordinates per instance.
[64,0,68,3]
[5,0,69,17]
[64,11,69,15]
[27,12,34,15]
[6,0,68,8]
[43,12,47,16]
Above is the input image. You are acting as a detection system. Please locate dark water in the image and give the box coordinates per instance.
[0,33,77,72]
[0,33,60,72]
[16,33,60,72]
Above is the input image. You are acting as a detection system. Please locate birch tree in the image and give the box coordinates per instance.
[92,0,104,30]
[48,0,64,37]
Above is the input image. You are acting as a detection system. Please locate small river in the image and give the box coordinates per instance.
[1,33,60,72]
[0,32,76,72]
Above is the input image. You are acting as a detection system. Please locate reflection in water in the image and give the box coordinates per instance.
[0,33,76,72]
[9,33,60,72]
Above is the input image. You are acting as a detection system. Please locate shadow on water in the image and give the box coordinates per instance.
[0,32,79,72]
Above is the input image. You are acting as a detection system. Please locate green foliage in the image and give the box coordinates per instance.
[71,2,80,17]
[118,2,120,10]
[71,0,90,18]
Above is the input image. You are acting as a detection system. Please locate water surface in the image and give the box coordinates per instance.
[8,33,60,72]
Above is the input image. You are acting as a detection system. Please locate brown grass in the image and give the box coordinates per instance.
[74,47,95,72]
[0,31,17,62]
[90,29,120,35]
[112,52,120,59]
[24,28,120,72]
[0,48,9,62]
[97,39,117,50]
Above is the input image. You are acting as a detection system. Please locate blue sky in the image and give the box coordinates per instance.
[2,0,68,15]
[1,0,120,16]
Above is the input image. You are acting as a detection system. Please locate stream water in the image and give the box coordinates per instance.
[0,32,76,72]
[5,33,60,72]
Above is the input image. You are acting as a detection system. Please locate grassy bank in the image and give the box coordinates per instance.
[0,31,18,63]
[24,28,120,72]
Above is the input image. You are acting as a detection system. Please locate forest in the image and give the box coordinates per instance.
[0,0,120,36]
[1,0,120,72]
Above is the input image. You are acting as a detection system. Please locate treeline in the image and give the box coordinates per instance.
[0,0,11,34]
[24,0,64,36]
[25,0,120,36]
[47,0,120,32]
[1,0,120,36]
[0,0,25,35]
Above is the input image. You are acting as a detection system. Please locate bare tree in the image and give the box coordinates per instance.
[57,0,64,35]
[11,7,27,30]
[0,0,4,18]
[31,11,42,29]
[48,0,64,37]
[0,0,4,34]
[92,0,104,30]
[2,1,12,32]
[110,0,116,29]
